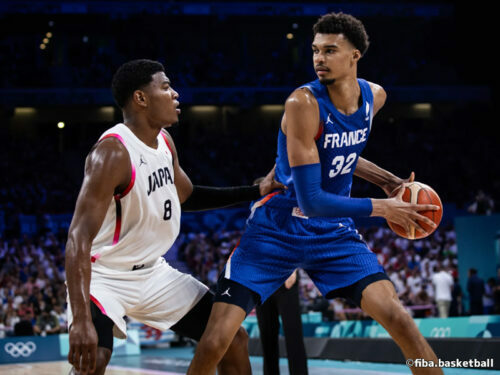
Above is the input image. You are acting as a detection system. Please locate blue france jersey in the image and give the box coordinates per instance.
[274,78,374,206]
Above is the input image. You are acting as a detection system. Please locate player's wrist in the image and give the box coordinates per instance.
[370,199,388,218]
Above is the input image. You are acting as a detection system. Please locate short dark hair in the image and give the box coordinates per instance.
[111,59,165,108]
[313,12,370,56]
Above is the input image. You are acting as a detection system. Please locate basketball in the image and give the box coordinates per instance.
[387,182,443,240]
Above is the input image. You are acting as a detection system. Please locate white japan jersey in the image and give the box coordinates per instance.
[90,123,181,271]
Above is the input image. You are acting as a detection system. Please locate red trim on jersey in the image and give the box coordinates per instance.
[315,121,324,141]
[90,254,101,263]
[99,132,125,144]
[161,132,173,154]
[256,191,281,207]
[227,239,241,261]
[118,163,136,199]
[112,197,122,245]
[90,294,107,315]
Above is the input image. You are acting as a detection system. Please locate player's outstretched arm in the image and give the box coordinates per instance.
[65,139,131,374]
[162,130,284,212]
[354,157,414,196]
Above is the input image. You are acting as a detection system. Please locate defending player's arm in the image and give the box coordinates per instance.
[65,139,131,374]
[354,82,414,195]
[162,130,284,211]
[285,89,438,233]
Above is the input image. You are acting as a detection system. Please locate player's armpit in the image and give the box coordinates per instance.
[284,89,321,167]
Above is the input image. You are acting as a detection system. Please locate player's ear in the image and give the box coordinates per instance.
[132,90,148,108]
[352,49,361,64]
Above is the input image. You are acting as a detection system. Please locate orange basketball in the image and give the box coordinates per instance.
[387,182,443,240]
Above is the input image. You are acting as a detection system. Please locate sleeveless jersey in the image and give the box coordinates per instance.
[273,78,374,214]
[90,123,181,270]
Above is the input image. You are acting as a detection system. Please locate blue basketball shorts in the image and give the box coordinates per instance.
[223,198,386,305]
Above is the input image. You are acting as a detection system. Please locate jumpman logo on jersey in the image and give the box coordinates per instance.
[139,154,147,167]
[326,113,334,125]
[221,288,231,297]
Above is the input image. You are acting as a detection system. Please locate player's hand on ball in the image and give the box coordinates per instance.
[383,171,415,197]
[372,184,440,238]
[257,165,287,196]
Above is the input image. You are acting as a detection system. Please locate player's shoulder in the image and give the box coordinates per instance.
[90,135,129,163]
[366,81,386,100]
[365,80,387,114]
[285,87,318,112]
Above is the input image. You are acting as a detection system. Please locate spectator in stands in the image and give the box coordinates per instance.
[483,278,496,315]
[467,268,485,315]
[33,305,60,335]
[467,190,495,215]
[431,265,453,318]
[14,305,34,336]
[449,276,464,317]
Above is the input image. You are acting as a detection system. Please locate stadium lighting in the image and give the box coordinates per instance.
[286,33,294,40]
[57,122,65,129]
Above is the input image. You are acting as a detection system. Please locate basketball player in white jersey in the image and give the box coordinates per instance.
[65,59,284,375]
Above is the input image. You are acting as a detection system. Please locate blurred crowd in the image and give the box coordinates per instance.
[1,14,462,89]
[0,231,68,338]
[177,224,500,322]
[2,218,500,337]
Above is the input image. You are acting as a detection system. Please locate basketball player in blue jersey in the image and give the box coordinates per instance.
[65,59,283,375]
[188,13,443,375]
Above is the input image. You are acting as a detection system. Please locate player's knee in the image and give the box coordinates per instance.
[201,331,235,357]
[230,326,249,350]
[386,305,413,337]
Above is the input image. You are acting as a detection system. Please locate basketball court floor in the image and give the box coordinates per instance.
[1,347,499,374]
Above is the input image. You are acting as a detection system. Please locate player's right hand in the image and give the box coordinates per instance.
[68,319,98,375]
[373,188,439,236]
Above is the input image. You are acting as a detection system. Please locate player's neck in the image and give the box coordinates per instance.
[123,114,161,149]
[326,76,361,116]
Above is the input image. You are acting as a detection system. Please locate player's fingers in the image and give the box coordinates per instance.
[73,347,82,371]
[68,345,75,365]
[413,204,440,212]
[408,171,415,182]
[80,349,89,375]
[89,345,97,373]
[274,180,287,189]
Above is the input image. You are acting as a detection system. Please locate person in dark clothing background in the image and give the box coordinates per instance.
[467,268,485,315]
[256,269,308,375]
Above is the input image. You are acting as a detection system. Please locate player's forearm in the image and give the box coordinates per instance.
[292,163,372,218]
[181,185,261,211]
[65,233,93,321]
[354,157,401,194]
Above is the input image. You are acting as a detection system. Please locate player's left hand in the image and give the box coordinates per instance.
[383,171,415,197]
[256,165,287,196]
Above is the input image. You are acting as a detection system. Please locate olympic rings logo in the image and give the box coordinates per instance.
[4,342,37,358]
[430,327,451,337]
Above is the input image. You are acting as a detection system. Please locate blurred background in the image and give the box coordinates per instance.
[0,1,499,373]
